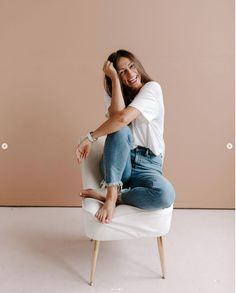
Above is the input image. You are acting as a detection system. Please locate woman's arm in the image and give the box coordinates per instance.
[92,106,139,139]
[76,61,136,164]
[103,61,125,117]
[76,106,139,164]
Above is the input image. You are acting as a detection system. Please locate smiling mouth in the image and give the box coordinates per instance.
[128,76,138,85]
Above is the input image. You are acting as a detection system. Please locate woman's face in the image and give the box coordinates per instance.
[116,57,142,92]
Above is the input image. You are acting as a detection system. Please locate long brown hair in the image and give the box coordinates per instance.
[104,49,152,106]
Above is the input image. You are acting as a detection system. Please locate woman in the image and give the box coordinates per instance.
[76,49,176,224]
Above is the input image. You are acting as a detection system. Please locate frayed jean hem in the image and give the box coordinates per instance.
[100,180,123,192]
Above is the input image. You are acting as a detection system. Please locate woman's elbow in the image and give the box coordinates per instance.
[120,114,130,124]
[116,111,130,125]
[117,107,140,125]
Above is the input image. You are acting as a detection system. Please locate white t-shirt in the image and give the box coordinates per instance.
[103,81,165,156]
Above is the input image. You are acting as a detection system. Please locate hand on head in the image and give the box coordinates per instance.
[103,60,118,80]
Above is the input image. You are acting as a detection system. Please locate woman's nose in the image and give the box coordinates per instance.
[126,69,133,78]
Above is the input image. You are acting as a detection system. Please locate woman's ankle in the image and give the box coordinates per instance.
[106,185,118,197]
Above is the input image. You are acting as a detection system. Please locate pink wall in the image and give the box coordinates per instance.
[0,0,234,207]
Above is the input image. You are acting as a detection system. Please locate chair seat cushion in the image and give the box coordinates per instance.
[82,198,173,241]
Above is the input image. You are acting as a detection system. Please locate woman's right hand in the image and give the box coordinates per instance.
[103,61,119,81]
[75,138,92,164]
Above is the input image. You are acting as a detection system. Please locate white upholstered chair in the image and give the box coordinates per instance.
[80,136,174,286]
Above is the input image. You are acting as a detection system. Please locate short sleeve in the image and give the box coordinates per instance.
[129,81,163,122]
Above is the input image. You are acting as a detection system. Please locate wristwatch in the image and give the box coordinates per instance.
[86,132,98,143]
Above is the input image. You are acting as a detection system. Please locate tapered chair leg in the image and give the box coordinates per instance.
[89,240,100,286]
[157,236,165,279]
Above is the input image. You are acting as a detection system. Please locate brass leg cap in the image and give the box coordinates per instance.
[89,282,93,286]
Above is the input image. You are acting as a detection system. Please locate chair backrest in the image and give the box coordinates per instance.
[80,136,106,189]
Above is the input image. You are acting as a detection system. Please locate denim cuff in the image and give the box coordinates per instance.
[100,179,123,192]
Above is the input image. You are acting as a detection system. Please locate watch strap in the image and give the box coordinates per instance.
[86,132,97,142]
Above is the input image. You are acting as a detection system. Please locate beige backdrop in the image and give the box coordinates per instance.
[0,0,234,208]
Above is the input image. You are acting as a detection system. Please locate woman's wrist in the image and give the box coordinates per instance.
[86,132,98,143]
[111,74,120,83]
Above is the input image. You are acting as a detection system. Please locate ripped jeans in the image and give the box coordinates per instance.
[100,126,176,210]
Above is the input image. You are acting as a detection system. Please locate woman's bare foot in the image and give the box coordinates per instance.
[80,188,106,202]
[80,187,123,223]
[95,194,117,224]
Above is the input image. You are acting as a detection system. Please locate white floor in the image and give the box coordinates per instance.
[0,207,234,293]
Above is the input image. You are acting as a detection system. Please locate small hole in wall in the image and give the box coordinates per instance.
[1,143,8,150]
[226,143,233,150]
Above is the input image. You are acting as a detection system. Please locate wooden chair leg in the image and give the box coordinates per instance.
[89,240,100,286]
[157,236,165,279]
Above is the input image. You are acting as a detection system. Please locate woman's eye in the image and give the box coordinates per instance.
[120,70,127,75]
[130,63,135,68]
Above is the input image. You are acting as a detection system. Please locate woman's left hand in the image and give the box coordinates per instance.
[75,138,92,164]
[103,61,118,81]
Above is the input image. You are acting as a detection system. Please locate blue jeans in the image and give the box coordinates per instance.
[100,126,176,210]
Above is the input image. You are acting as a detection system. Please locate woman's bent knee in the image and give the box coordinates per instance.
[106,126,132,144]
[110,126,131,137]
